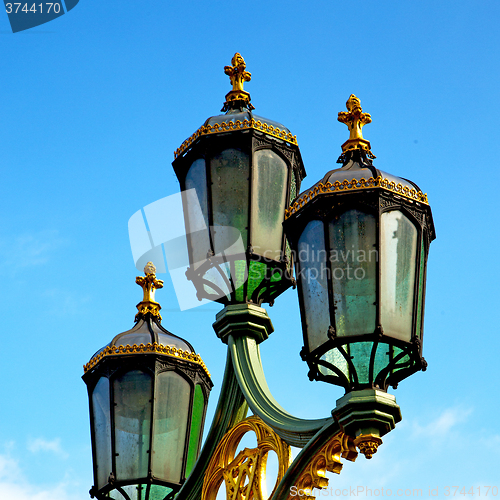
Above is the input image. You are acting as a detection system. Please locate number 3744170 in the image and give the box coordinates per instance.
[5,3,61,13]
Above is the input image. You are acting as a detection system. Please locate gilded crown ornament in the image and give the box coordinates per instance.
[222,53,255,111]
[338,94,374,157]
[135,261,164,321]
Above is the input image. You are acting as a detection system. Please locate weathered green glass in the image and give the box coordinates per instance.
[329,210,377,337]
[298,220,330,352]
[151,371,190,484]
[185,159,210,269]
[185,384,205,476]
[251,150,287,261]
[415,239,426,339]
[92,377,111,489]
[380,211,417,341]
[210,148,249,254]
[113,370,152,481]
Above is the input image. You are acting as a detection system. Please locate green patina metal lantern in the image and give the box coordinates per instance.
[284,95,435,393]
[83,263,212,500]
[172,53,306,305]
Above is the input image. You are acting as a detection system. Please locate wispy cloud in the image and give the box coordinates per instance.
[27,438,69,459]
[0,229,67,271]
[410,406,472,438]
[0,452,86,500]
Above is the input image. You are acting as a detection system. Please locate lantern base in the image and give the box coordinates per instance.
[332,389,401,457]
[213,303,274,345]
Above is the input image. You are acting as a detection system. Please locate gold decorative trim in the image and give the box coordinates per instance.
[285,176,429,219]
[202,416,291,500]
[354,434,383,459]
[289,432,358,500]
[174,118,298,159]
[83,341,211,378]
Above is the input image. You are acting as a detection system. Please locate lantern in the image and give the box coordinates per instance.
[172,53,306,305]
[83,263,212,500]
[284,95,435,393]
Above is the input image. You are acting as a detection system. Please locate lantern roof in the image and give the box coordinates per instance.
[174,53,299,160]
[285,95,432,220]
[83,262,210,377]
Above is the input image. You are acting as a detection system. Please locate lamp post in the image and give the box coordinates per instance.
[84,55,435,500]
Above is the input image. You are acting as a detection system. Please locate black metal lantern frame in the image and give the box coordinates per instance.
[173,126,306,306]
[83,320,212,500]
[284,151,436,393]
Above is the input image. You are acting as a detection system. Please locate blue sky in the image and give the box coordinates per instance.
[1,0,499,498]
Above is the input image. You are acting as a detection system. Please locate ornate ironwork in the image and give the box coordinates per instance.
[83,341,210,377]
[289,432,358,500]
[202,416,292,500]
[285,176,429,219]
[174,118,298,159]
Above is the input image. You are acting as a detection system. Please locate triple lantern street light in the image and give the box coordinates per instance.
[83,53,435,500]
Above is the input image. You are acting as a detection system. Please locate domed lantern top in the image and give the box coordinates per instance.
[83,263,212,500]
[284,96,435,393]
[172,54,306,306]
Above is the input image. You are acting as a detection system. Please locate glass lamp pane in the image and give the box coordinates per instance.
[415,239,426,339]
[380,211,418,341]
[251,150,287,261]
[185,384,205,477]
[298,220,330,352]
[92,377,112,489]
[113,370,152,481]
[151,371,190,484]
[185,159,211,270]
[329,210,377,337]
[210,148,249,254]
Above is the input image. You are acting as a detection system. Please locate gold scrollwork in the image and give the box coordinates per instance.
[174,118,298,159]
[202,416,292,500]
[288,433,358,500]
[285,176,429,219]
[83,341,210,377]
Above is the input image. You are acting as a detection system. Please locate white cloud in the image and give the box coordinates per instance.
[410,406,472,438]
[0,453,87,500]
[0,230,66,270]
[27,438,69,459]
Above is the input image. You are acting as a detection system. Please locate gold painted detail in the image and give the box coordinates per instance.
[289,432,358,500]
[338,94,373,154]
[354,434,383,460]
[285,176,429,219]
[223,53,255,111]
[174,118,298,159]
[135,262,164,321]
[202,416,291,500]
[83,341,211,377]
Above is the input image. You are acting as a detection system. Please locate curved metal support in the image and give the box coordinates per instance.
[176,352,248,500]
[228,334,332,447]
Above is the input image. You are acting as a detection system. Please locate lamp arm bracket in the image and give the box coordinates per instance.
[228,334,333,447]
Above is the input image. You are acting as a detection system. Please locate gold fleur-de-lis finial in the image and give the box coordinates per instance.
[222,53,255,112]
[338,95,374,156]
[135,261,164,321]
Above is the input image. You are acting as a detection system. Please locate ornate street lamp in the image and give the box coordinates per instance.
[172,53,306,306]
[83,59,437,500]
[284,95,436,394]
[83,262,212,500]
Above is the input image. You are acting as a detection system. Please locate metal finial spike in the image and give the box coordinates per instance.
[135,261,164,321]
[222,53,255,112]
[337,94,374,156]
